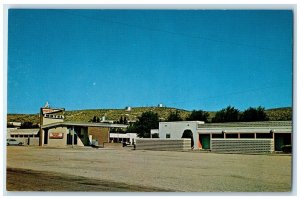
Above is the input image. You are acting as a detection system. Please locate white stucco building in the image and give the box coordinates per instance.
[159,121,205,149]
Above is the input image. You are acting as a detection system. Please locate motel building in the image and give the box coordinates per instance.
[159,121,292,153]
[39,106,127,147]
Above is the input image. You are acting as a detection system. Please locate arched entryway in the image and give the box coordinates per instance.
[181,129,194,149]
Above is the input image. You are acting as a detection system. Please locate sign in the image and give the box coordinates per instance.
[49,132,64,139]
[42,108,64,114]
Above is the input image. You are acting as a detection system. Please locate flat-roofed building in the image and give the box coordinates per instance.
[158,121,292,153]
[39,105,127,147]
[109,133,137,145]
[7,128,40,145]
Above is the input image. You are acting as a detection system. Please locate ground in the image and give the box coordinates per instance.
[6,146,292,192]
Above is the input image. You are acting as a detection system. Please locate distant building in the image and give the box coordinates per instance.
[100,116,114,124]
[125,106,132,111]
[7,128,40,146]
[109,133,137,145]
[7,122,22,127]
[150,129,159,138]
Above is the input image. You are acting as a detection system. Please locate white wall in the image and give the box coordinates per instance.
[159,121,204,149]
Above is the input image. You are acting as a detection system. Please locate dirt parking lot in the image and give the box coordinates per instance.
[6,146,292,192]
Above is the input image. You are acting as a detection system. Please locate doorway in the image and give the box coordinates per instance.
[44,129,48,145]
[199,134,210,149]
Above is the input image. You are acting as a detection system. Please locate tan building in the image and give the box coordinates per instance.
[39,106,127,147]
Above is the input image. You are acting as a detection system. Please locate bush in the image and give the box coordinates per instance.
[281,145,292,153]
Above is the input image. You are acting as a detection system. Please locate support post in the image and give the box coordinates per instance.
[72,126,74,148]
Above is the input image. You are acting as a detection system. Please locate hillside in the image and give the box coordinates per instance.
[65,107,191,122]
[265,107,293,121]
[7,106,292,124]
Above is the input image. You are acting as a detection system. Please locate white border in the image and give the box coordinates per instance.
[1,1,298,200]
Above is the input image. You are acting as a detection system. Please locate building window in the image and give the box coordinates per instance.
[240,133,255,138]
[226,134,238,138]
[256,133,273,139]
[212,133,224,138]
[166,134,171,138]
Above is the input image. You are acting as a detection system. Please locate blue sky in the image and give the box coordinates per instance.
[8,9,293,114]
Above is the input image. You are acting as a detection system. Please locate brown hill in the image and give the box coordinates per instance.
[7,106,292,124]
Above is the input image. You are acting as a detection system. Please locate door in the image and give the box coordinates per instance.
[44,129,48,145]
[200,134,210,149]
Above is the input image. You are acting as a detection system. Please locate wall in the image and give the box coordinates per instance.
[46,127,68,147]
[42,118,64,126]
[135,138,191,151]
[28,138,40,146]
[88,127,110,147]
[211,139,274,153]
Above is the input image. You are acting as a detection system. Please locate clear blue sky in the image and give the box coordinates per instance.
[8,9,293,114]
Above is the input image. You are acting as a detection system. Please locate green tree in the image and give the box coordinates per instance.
[186,110,209,122]
[167,110,183,121]
[241,106,269,121]
[20,122,38,129]
[123,116,128,124]
[91,116,100,123]
[119,116,124,124]
[133,111,159,138]
[212,106,240,122]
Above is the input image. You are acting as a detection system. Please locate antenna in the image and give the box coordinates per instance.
[44,102,50,108]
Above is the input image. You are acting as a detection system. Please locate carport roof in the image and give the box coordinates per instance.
[197,121,292,134]
[199,121,292,128]
[41,122,128,129]
[7,128,40,135]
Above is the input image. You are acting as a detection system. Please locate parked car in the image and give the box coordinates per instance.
[7,139,23,146]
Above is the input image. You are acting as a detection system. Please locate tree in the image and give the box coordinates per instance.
[91,116,100,123]
[212,106,240,122]
[132,111,160,138]
[240,106,269,121]
[256,106,269,121]
[186,110,209,122]
[167,110,183,121]
[119,116,124,124]
[123,116,128,124]
[20,122,38,129]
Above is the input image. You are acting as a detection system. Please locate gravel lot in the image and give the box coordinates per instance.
[6,146,292,192]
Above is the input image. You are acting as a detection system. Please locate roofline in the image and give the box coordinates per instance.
[41,122,128,129]
[197,127,292,134]
[159,121,205,124]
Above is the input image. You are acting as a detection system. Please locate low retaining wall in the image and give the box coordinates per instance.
[211,139,274,153]
[28,138,40,146]
[135,138,191,151]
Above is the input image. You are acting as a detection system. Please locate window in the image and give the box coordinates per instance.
[166,133,171,138]
[212,133,224,138]
[225,134,238,138]
[240,133,255,138]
